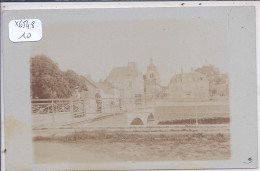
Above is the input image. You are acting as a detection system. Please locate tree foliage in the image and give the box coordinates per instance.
[30,55,86,99]
[195,65,229,96]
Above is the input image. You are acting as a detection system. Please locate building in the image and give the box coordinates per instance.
[106,62,144,99]
[144,58,162,98]
[161,86,169,97]
[83,75,119,100]
[168,68,209,101]
[95,81,120,112]
[73,76,121,113]
[83,75,99,100]
[212,83,229,97]
[95,81,120,99]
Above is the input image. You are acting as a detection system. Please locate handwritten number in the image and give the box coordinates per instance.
[18,20,23,28]
[18,32,25,39]
[18,32,31,39]
[31,21,35,28]
[14,20,36,40]
[14,20,35,29]
[27,33,31,38]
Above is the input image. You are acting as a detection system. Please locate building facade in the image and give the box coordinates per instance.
[168,69,209,101]
[106,62,144,99]
[212,83,229,97]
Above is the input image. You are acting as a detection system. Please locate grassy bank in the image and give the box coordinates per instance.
[33,129,229,144]
[158,117,230,125]
[33,129,230,161]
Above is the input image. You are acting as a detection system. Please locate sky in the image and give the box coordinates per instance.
[30,8,230,86]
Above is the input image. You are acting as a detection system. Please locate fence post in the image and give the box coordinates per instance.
[52,99,55,126]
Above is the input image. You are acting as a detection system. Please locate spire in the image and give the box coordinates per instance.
[181,66,183,74]
[150,58,153,64]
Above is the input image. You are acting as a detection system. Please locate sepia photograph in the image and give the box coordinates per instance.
[2,3,258,170]
[30,7,231,163]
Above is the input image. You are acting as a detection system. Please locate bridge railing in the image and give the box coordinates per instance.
[31,99,72,114]
[31,97,157,128]
[31,97,230,128]
[31,97,157,115]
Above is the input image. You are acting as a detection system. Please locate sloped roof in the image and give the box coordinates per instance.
[84,77,98,88]
[106,66,139,80]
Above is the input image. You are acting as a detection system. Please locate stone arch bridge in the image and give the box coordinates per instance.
[125,108,157,125]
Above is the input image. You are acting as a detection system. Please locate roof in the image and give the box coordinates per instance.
[170,71,208,83]
[106,66,139,80]
[84,77,98,88]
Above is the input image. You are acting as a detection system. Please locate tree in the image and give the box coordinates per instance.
[195,65,229,97]
[30,55,86,99]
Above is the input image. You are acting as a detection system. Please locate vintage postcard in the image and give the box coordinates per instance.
[1,3,258,170]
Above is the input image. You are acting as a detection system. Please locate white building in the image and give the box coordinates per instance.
[106,62,144,99]
[168,68,209,101]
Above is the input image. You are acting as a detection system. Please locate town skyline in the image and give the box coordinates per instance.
[30,10,230,86]
[30,54,229,101]
[30,54,228,86]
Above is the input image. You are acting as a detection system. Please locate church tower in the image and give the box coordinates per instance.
[144,58,162,98]
[146,58,161,84]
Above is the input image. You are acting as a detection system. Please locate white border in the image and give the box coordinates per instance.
[1,3,5,171]
[1,1,260,10]
[1,2,259,171]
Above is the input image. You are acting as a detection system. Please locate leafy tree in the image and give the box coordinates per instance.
[195,65,229,97]
[30,55,86,99]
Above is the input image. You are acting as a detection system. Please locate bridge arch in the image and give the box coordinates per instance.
[147,113,155,122]
[130,118,144,125]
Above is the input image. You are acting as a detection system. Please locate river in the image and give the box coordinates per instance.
[33,133,230,163]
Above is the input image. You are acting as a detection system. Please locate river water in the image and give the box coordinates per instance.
[33,136,230,163]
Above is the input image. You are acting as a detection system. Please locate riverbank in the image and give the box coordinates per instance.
[33,125,230,139]
[33,127,230,162]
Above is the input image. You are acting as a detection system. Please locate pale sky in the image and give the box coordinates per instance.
[31,8,230,86]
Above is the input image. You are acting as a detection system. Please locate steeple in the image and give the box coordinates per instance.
[181,66,183,74]
[150,58,153,64]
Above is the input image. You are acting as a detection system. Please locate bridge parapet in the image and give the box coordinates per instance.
[126,108,156,125]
